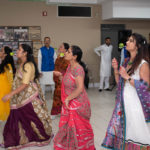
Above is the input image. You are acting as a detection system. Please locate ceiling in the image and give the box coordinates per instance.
[9,0,104,4]
[9,0,149,5]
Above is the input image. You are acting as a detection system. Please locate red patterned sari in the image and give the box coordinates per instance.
[54,65,95,150]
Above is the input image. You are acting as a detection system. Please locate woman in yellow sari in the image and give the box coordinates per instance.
[0,46,15,121]
[0,46,16,145]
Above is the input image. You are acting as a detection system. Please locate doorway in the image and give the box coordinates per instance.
[101,24,126,62]
[101,24,127,89]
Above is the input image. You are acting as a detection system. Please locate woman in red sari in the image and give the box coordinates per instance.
[54,45,95,150]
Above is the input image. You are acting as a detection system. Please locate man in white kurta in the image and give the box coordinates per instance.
[94,37,113,91]
[38,37,57,96]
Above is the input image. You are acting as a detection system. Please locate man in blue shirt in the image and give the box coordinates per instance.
[38,37,57,96]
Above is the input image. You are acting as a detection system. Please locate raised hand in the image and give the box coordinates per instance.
[53,71,62,77]
[112,58,118,70]
[119,66,130,80]
[2,94,12,102]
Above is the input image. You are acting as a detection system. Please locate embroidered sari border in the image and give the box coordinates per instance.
[11,91,40,109]
[7,135,53,150]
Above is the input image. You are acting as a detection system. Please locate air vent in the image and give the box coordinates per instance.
[58,6,91,17]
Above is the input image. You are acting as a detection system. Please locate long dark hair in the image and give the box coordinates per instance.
[21,44,40,81]
[128,33,150,76]
[71,45,90,88]
[71,45,83,63]
[0,46,16,75]
[63,42,69,51]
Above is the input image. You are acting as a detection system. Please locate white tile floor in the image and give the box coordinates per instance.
[0,88,116,150]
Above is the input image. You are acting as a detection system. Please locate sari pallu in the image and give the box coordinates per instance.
[54,65,95,150]
[102,59,150,150]
[3,68,53,150]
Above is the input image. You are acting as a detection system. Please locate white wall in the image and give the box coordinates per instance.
[102,0,150,20]
[0,0,150,83]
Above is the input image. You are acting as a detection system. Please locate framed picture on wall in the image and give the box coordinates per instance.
[0,41,18,50]
[0,26,42,58]
[0,42,3,49]
[33,41,42,57]
[0,27,6,41]
[14,27,29,41]
[11,41,18,51]
[3,41,12,48]
[5,27,14,41]
[29,26,41,41]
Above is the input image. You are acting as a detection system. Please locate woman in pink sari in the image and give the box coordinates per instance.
[54,45,95,150]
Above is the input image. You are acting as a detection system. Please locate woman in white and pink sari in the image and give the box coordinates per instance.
[54,45,95,150]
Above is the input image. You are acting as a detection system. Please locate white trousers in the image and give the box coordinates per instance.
[41,84,55,96]
[99,76,110,89]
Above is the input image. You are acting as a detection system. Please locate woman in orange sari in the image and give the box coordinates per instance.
[54,45,95,150]
[51,43,69,119]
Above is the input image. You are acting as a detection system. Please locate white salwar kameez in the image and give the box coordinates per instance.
[124,60,150,145]
[94,44,113,89]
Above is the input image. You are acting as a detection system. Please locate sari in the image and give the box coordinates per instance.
[51,56,69,115]
[3,63,53,150]
[54,65,95,150]
[102,59,150,150]
[0,64,13,121]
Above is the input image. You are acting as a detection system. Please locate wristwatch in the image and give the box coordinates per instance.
[127,77,132,82]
